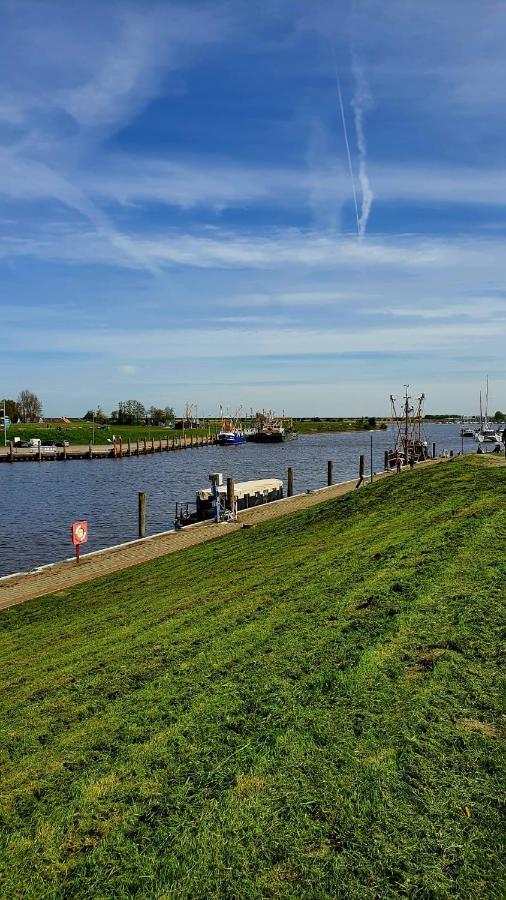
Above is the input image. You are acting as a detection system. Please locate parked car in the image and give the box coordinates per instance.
[55,440,70,447]
[41,440,55,447]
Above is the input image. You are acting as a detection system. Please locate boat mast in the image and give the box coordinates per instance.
[404,384,410,458]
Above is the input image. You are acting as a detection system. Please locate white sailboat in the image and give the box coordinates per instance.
[474,378,502,443]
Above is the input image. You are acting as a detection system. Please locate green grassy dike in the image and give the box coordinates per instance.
[0,458,504,899]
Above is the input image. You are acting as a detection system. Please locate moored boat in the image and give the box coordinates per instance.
[474,377,503,444]
[386,387,429,468]
[175,475,284,527]
[217,427,246,445]
[475,426,502,444]
[247,417,298,443]
[217,407,246,445]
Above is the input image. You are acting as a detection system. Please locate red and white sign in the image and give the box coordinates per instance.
[71,521,88,545]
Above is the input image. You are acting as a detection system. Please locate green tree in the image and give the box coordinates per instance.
[3,399,20,421]
[493,410,505,422]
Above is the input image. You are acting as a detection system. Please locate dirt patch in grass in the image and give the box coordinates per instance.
[458,718,503,739]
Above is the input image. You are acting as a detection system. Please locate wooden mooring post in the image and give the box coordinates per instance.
[226,476,235,513]
[384,450,389,471]
[432,442,436,459]
[138,492,146,538]
[327,460,333,486]
[9,441,13,462]
[287,467,294,497]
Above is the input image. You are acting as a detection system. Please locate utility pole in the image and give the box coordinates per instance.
[3,399,7,447]
[92,410,95,445]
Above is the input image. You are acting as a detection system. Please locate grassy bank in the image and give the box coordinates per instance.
[5,418,388,445]
[0,458,504,898]
[295,418,388,434]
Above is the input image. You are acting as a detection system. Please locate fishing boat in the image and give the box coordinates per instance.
[386,387,429,469]
[460,425,475,438]
[217,424,246,445]
[174,475,284,528]
[217,406,246,445]
[247,415,298,443]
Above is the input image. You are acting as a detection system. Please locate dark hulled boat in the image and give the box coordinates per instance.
[246,418,298,443]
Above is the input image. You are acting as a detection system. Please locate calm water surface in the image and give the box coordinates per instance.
[0,425,472,576]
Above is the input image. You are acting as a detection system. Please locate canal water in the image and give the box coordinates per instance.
[0,425,475,576]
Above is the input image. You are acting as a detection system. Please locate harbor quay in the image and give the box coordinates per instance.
[0,433,217,462]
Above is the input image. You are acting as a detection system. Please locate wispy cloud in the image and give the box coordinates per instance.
[1,0,506,414]
[351,52,373,236]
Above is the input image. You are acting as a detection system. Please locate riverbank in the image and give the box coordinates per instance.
[295,418,388,434]
[0,456,504,897]
[4,421,212,447]
[4,418,389,448]
[0,469,387,608]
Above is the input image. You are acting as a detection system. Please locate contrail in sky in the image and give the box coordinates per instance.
[333,62,360,235]
[351,53,373,237]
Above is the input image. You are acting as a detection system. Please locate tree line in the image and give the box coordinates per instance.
[2,393,175,425]
[84,401,175,425]
[3,390,43,423]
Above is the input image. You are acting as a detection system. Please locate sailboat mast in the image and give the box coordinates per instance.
[404,384,410,457]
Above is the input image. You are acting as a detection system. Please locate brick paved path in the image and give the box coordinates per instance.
[1,462,447,611]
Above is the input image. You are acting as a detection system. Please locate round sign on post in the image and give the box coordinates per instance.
[71,520,88,564]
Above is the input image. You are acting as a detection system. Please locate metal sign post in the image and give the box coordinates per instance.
[2,400,9,447]
[71,520,88,564]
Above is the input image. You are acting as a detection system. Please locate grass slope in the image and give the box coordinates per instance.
[6,418,387,445]
[0,458,504,899]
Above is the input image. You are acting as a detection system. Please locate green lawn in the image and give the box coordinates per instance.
[0,458,504,898]
[295,419,388,434]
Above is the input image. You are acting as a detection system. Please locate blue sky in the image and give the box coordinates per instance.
[1,0,505,416]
